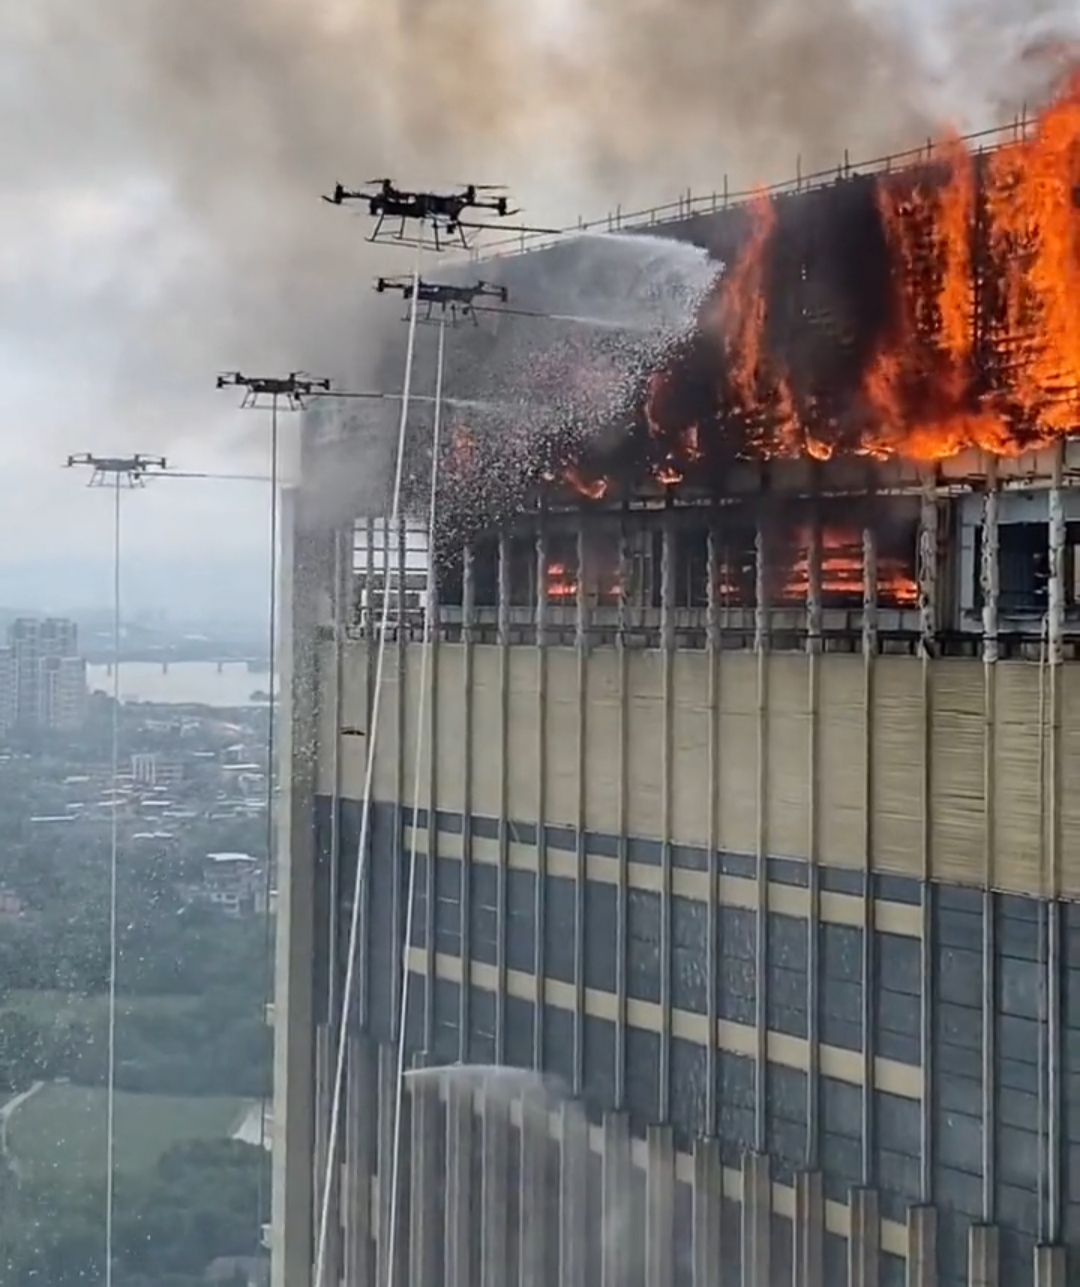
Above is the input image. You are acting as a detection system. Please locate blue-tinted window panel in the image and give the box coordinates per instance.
[672,844,708,871]
[583,1016,616,1112]
[506,869,536,976]
[468,986,497,1065]
[822,923,862,981]
[768,913,808,970]
[434,856,462,956]
[717,1050,755,1110]
[934,1104,982,1175]
[670,1038,708,1147]
[627,837,663,866]
[820,866,865,896]
[876,1149,920,1223]
[768,857,808,887]
[584,882,617,993]
[472,814,500,840]
[545,825,577,852]
[876,932,921,996]
[544,875,576,985]
[403,971,426,1058]
[996,1125,1040,1188]
[999,956,1041,1018]
[406,853,428,948]
[717,956,756,1026]
[504,995,534,1071]
[876,1092,920,1155]
[627,889,662,1004]
[820,1133,861,1203]
[672,897,708,1014]
[433,978,461,1064]
[400,805,430,829]
[542,1004,574,1090]
[508,820,537,846]
[720,905,756,959]
[821,1077,861,1140]
[874,873,921,905]
[585,831,619,858]
[719,851,757,879]
[436,810,464,834]
[625,1027,661,1131]
[469,862,498,967]
[938,950,982,1007]
[936,908,982,953]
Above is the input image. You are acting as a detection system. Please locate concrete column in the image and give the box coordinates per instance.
[848,1188,880,1287]
[408,1076,439,1287]
[691,1137,722,1287]
[444,1081,473,1287]
[312,1026,340,1287]
[1034,1244,1067,1287]
[740,1152,770,1287]
[576,516,589,650]
[754,516,768,653]
[794,1170,824,1287]
[645,1125,675,1287]
[661,512,675,651]
[519,1091,548,1287]
[617,513,631,643]
[374,1043,397,1287]
[806,514,822,652]
[343,1037,375,1287]
[480,1086,510,1287]
[706,521,721,650]
[980,463,999,663]
[535,517,548,646]
[918,476,938,657]
[462,541,476,644]
[968,1224,999,1287]
[602,1112,632,1287]
[497,533,511,647]
[862,525,878,656]
[906,1205,937,1287]
[559,1101,589,1287]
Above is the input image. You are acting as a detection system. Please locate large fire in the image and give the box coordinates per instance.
[541,68,1080,499]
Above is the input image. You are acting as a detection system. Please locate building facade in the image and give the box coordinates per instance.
[274,122,1080,1287]
[6,617,85,732]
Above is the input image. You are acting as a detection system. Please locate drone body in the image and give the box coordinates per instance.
[216,371,332,409]
[323,178,550,249]
[66,453,168,487]
[375,276,510,324]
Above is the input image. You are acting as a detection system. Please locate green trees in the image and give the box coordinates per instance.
[0,1140,268,1287]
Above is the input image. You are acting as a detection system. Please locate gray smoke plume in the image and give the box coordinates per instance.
[2,0,1074,475]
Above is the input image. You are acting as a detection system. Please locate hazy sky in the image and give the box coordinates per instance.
[0,0,1074,612]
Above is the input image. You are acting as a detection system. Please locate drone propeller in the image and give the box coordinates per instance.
[457,183,506,191]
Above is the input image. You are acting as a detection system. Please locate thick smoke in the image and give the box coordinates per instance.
[2,0,1074,477]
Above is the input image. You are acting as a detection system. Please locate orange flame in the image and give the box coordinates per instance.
[781,526,918,606]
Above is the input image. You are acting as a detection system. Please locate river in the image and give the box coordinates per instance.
[85,660,276,708]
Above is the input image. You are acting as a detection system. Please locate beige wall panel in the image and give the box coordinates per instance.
[584,649,622,835]
[928,662,984,884]
[671,652,710,846]
[766,655,810,860]
[399,646,433,813]
[993,662,1044,896]
[817,657,867,869]
[434,644,467,815]
[318,641,374,799]
[870,658,922,877]
[1061,667,1080,896]
[371,646,401,802]
[506,648,540,823]
[719,654,758,716]
[717,655,759,854]
[469,646,504,818]
[718,711,758,855]
[544,648,580,826]
[626,650,665,838]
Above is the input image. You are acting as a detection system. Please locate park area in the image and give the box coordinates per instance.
[4,1082,252,1182]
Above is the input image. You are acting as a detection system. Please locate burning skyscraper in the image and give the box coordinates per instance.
[274,73,1080,1287]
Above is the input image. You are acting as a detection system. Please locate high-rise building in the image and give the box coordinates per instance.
[273,117,1080,1287]
[37,654,87,731]
[9,617,81,729]
[0,647,17,732]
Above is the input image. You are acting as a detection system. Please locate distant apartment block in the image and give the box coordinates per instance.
[3,617,86,732]
[131,752,185,788]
